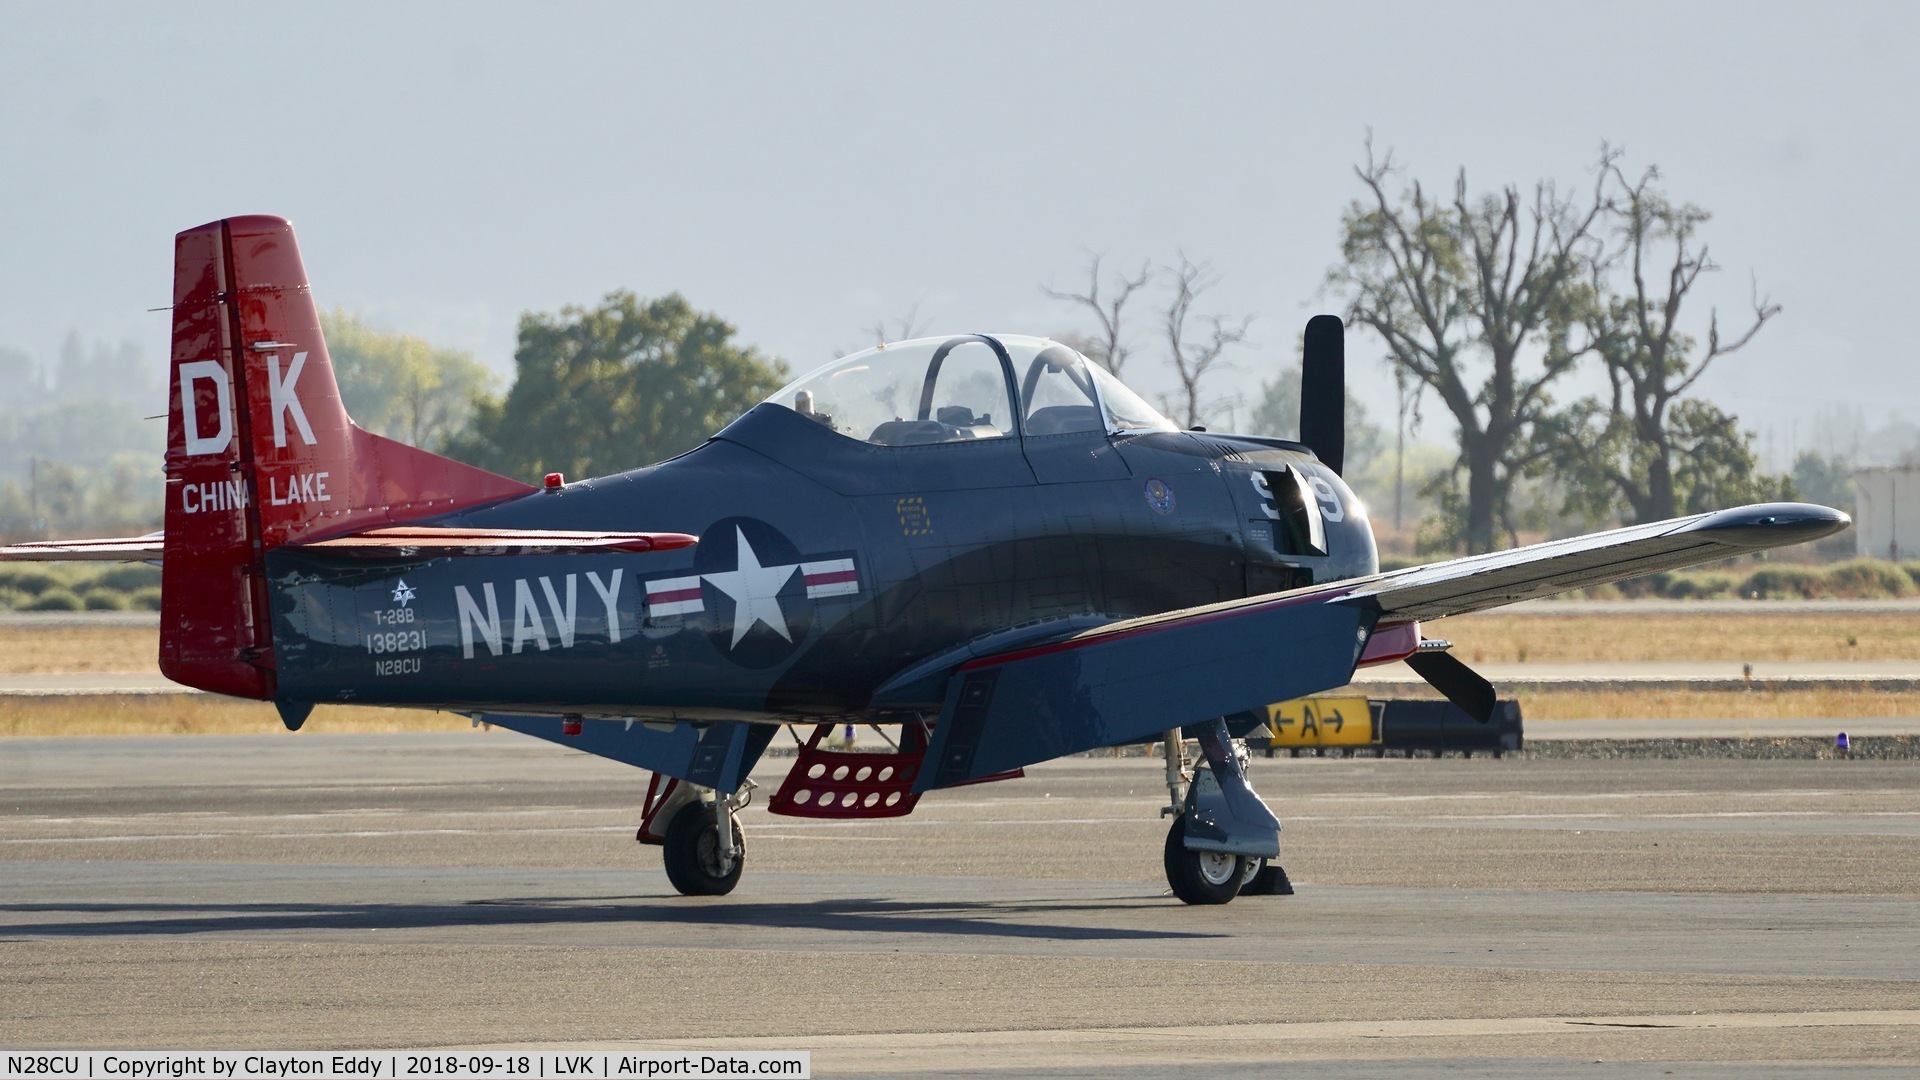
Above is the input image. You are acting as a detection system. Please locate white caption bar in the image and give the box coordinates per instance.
[0,1052,809,1080]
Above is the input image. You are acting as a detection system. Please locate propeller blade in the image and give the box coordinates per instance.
[1405,650,1498,723]
[1298,314,1345,475]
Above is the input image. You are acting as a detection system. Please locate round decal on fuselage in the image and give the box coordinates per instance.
[1144,477,1176,515]
[691,517,816,669]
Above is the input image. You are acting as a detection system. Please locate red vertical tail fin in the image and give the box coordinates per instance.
[161,215,532,699]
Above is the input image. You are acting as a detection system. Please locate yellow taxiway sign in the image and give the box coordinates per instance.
[1266,697,1381,747]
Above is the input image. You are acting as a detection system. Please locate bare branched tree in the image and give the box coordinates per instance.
[1549,160,1783,523]
[1158,255,1251,431]
[1332,138,1608,553]
[1042,254,1152,376]
[869,301,933,345]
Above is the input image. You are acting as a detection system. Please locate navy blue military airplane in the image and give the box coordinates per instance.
[2,216,1851,903]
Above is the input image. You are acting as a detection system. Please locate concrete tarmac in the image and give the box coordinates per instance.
[3,733,1918,1077]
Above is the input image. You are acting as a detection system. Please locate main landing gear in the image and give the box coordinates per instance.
[663,800,744,896]
[1159,720,1293,905]
[638,773,753,896]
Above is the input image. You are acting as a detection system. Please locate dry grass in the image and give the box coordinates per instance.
[12,615,1920,676]
[3,614,1918,736]
[1519,688,1920,721]
[0,696,469,737]
[0,627,159,674]
[5,687,1914,737]
[1435,613,1920,664]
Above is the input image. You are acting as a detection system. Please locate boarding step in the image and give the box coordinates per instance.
[768,723,1022,819]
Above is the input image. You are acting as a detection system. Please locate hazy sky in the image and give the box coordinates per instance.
[3,2,1915,466]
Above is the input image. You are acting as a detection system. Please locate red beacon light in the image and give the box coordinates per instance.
[543,472,565,490]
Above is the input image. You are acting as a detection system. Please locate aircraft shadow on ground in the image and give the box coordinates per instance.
[0,896,1222,943]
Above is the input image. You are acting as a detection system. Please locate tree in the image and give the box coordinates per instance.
[1793,449,1855,511]
[55,333,154,412]
[1247,368,1299,441]
[1547,163,1784,523]
[1159,256,1250,430]
[868,303,933,346]
[321,309,497,451]
[1332,142,1607,552]
[0,334,166,540]
[1245,364,1383,475]
[1042,254,1152,376]
[0,347,46,412]
[447,291,788,481]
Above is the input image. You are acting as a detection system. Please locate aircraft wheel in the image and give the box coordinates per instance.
[1163,814,1245,905]
[662,801,744,896]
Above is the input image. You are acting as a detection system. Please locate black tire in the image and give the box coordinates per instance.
[1163,814,1245,905]
[1247,863,1294,895]
[662,801,744,896]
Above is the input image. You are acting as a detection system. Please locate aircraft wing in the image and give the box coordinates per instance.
[1,527,696,562]
[915,502,1848,790]
[1345,501,1848,621]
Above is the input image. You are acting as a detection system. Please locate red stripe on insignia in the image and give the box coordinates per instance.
[650,587,702,604]
[804,570,859,586]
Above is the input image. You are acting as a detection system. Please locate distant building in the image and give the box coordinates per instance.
[1853,467,1920,560]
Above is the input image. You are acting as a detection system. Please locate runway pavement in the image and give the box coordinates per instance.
[3,733,1918,1076]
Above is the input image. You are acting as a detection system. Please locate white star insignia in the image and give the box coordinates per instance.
[701,527,799,649]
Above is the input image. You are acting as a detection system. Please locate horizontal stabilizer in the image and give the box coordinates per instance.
[0,534,164,561]
[295,526,699,557]
[2,527,697,563]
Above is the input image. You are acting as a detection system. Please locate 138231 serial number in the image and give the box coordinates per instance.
[367,629,427,654]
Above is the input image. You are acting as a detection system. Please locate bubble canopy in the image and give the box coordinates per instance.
[764,334,1178,446]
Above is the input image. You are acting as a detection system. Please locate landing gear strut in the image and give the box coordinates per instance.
[640,774,753,897]
[1160,718,1290,904]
